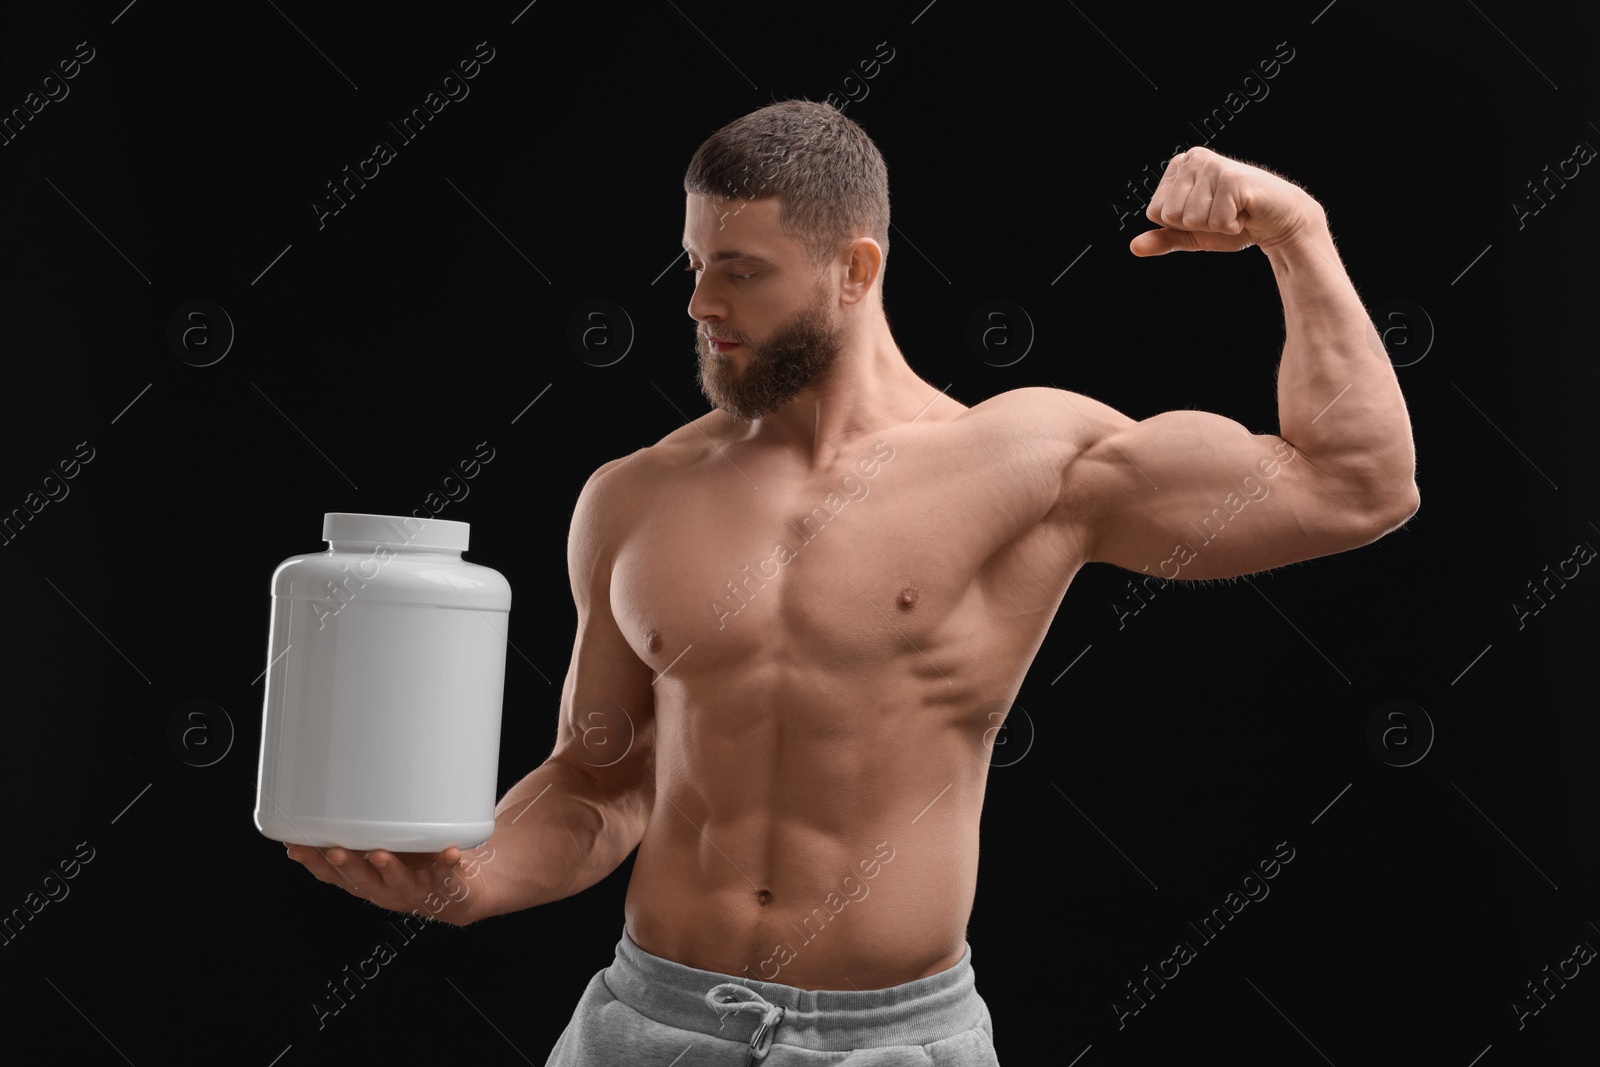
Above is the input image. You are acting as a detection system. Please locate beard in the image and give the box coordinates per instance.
[695,292,843,421]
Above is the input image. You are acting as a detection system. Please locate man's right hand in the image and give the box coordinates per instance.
[284,841,496,927]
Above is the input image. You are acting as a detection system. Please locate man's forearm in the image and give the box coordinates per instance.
[1266,213,1418,516]
[465,757,652,922]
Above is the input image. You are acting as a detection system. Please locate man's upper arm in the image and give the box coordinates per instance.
[548,456,656,818]
[1049,389,1404,582]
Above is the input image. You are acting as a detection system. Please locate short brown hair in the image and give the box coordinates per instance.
[684,99,890,274]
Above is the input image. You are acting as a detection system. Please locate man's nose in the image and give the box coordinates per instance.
[688,275,726,323]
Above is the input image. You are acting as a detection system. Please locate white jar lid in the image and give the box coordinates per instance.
[322,512,470,551]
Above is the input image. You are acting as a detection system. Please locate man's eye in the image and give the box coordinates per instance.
[683,265,755,281]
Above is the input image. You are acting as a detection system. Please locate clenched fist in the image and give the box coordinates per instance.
[1129,146,1326,256]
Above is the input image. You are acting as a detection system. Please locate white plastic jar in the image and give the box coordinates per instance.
[255,512,511,852]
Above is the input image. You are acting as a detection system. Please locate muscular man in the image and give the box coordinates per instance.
[287,101,1418,1064]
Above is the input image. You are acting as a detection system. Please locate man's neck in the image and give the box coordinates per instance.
[730,329,943,465]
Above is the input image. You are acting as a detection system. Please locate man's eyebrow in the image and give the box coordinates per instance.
[680,242,773,264]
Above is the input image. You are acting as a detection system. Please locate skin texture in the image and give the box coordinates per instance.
[288,146,1418,991]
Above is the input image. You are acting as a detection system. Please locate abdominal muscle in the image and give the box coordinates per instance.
[620,675,989,991]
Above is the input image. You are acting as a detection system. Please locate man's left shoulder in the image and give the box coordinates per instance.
[947,386,1100,446]
[959,385,1085,419]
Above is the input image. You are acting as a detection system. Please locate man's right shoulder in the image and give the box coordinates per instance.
[575,416,721,525]
[585,414,725,489]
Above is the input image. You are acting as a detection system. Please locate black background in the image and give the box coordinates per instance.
[2,1,1596,1064]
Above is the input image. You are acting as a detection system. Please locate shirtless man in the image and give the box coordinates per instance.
[286,101,1418,1064]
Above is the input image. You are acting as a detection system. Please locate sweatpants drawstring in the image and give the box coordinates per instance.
[705,983,787,1064]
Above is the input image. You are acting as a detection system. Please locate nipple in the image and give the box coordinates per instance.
[896,587,919,610]
[646,628,663,654]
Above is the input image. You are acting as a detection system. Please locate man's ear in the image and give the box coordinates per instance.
[839,237,883,306]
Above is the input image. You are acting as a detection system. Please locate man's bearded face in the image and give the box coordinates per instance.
[696,283,843,421]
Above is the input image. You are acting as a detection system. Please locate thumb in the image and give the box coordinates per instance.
[1130,227,1256,256]
[1128,227,1187,257]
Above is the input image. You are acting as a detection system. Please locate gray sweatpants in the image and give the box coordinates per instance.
[543,929,1001,1065]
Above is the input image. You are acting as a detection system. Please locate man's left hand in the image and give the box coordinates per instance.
[1129,146,1325,257]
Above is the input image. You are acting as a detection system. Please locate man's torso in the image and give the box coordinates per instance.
[608,394,1082,989]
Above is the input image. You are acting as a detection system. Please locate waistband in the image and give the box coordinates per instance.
[604,929,985,1053]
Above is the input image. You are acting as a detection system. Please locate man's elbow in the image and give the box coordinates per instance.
[1317,449,1418,542]
[1316,475,1418,551]
[1364,479,1420,539]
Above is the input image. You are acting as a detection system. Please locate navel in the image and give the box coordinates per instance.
[756,889,772,906]
[896,587,920,611]
[645,628,663,654]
